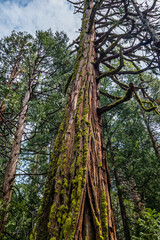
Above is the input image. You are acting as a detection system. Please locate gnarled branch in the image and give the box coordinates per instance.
[97,83,134,115]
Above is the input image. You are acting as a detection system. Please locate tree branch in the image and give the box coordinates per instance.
[97,83,135,115]
[87,0,103,33]
[15,173,47,176]
[134,91,160,115]
[97,47,124,81]
[100,90,121,100]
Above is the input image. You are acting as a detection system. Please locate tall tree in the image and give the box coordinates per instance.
[30,0,160,239]
[0,53,40,235]
[141,109,160,159]
[0,31,30,126]
[108,137,131,240]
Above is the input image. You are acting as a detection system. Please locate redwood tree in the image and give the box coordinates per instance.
[31,0,160,239]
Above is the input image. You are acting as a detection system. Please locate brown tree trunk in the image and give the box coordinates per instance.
[31,2,117,240]
[141,110,160,159]
[0,56,39,235]
[127,179,144,212]
[108,137,131,240]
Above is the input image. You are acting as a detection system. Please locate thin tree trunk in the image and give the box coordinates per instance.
[127,178,144,212]
[0,56,39,235]
[127,178,145,237]
[31,1,117,239]
[141,109,160,159]
[108,137,131,240]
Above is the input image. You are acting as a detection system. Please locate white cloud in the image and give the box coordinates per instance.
[0,0,81,40]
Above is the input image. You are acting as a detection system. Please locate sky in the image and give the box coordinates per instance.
[0,0,81,41]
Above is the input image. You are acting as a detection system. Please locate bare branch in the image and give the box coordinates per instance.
[100,90,121,100]
[15,173,47,176]
[97,47,124,81]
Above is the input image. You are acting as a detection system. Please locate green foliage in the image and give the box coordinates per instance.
[133,209,160,240]
[101,71,160,238]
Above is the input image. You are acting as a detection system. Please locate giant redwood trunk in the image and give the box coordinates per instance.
[30,1,116,240]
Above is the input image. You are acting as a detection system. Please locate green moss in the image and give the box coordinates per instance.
[89,201,104,239]
[57,217,61,224]
[61,189,64,195]
[62,212,67,222]
[63,178,68,188]
[75,133,81,141]
[134,91,159,114]
[95,214,101,227]
[98,162,102,168]
[76,156,81,167]
[101,191,108,240]
[50,203,56,214]
[63,213,72,236]
[72,198,77,208]
[57,179,62,185]
[30,226,37,240]
[38,205,43,215]
[47,203,56,231]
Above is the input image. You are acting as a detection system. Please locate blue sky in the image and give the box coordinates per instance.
[0,0,81,40]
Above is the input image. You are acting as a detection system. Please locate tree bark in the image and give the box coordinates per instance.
[0,56,40,235]
[31,1,117,240]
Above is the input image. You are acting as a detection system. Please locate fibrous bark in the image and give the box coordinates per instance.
[30,1,116,240]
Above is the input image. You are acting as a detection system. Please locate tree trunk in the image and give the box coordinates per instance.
[141,110,160,159]
[108,137,131,240]
[30,2,117,240]
[0,56,39,235]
